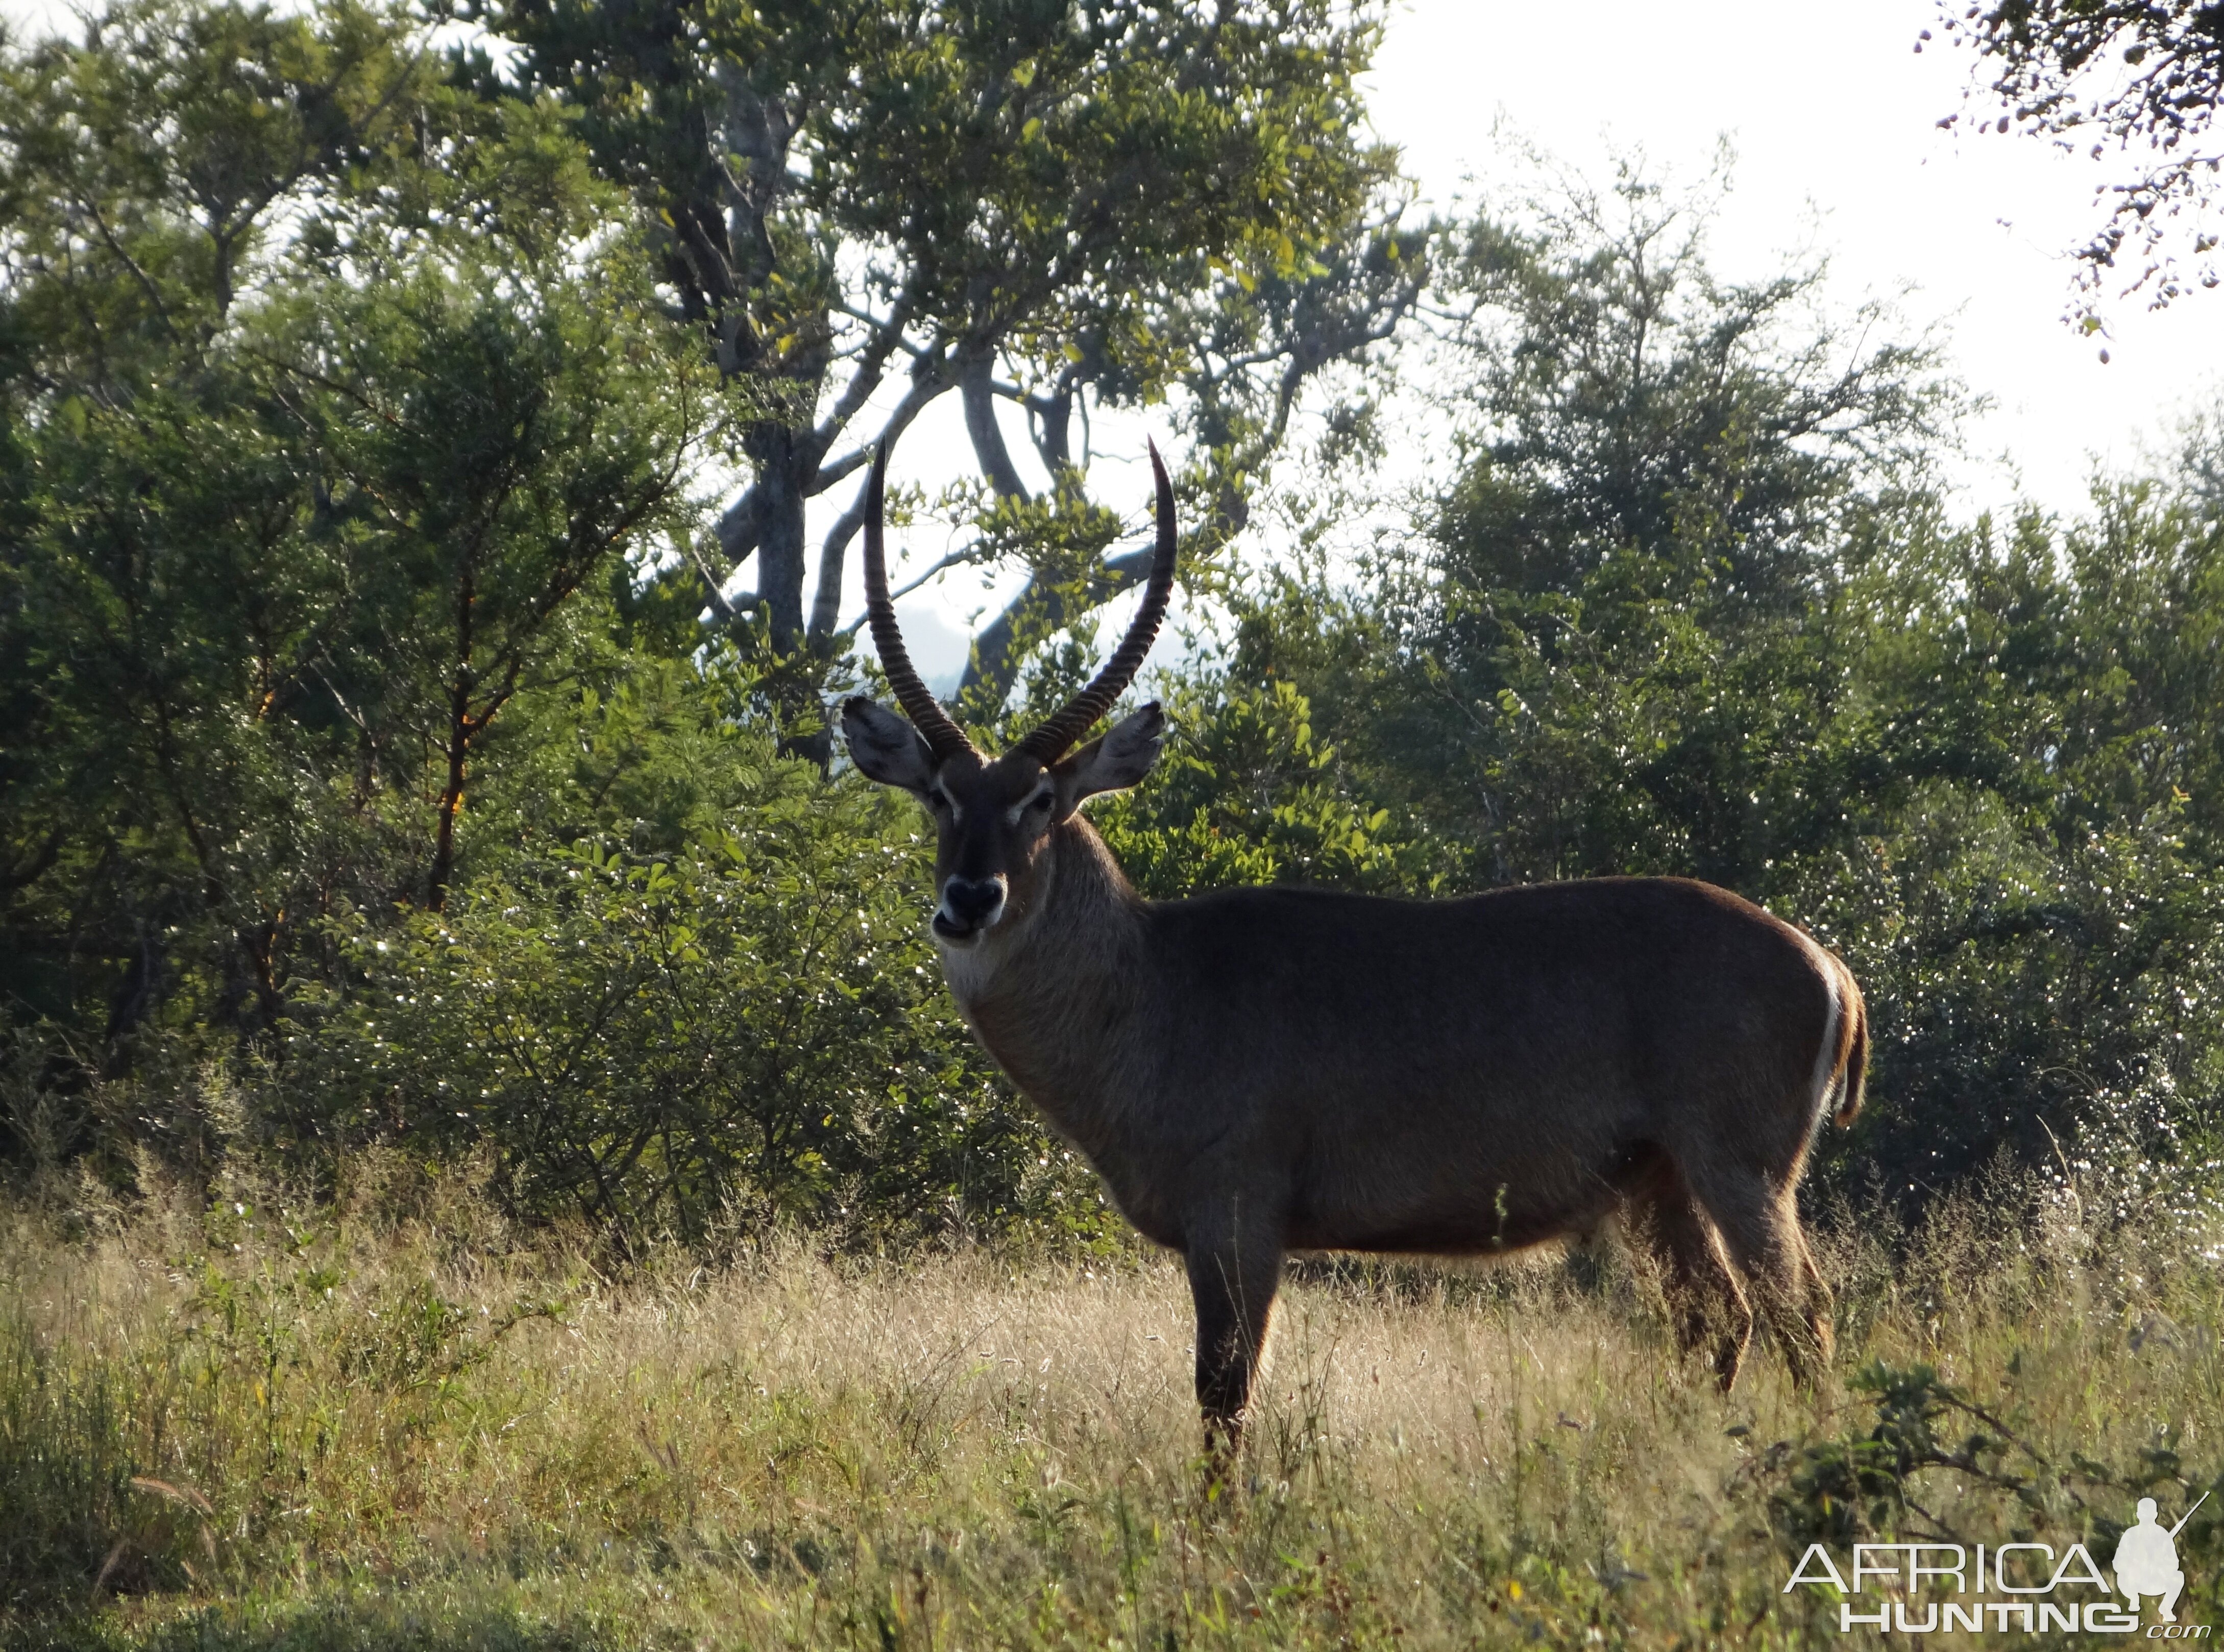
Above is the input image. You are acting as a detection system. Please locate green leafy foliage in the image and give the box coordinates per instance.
[471,0,1422,730]
[1094,674,1425,899]
[283,660,1070,1247]
[0,0,714,1068]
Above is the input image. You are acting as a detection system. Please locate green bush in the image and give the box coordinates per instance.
[280,674,1085,1249]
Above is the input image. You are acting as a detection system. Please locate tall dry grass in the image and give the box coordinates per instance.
[3,1155,2221,1649]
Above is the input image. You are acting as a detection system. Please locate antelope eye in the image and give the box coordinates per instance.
[926,786,951,811]
[1028,792,1053,812]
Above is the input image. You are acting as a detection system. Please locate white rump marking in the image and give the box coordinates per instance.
[1803,941,1842,1117]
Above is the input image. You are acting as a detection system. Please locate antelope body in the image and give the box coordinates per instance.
[843,446,1866,1444]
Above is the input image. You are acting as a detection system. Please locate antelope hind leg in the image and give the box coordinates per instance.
[1627,1172,1752,1391]
[1693,1173,1834,1390]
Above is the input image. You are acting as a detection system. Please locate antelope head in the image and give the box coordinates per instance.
[841,443,1178,947]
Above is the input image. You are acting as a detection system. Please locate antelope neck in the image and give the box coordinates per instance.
[941,816,1149,1155]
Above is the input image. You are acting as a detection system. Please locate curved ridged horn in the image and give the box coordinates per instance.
[862,443,971,759]
[1013,440,1179,764]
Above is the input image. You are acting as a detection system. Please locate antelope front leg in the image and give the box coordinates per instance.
[1183,1206,1286,1461]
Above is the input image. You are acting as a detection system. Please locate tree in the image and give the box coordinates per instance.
[1935,1,2224,318]
[468,0,1425,749]
[1272,166,1960,886]
[1427,161,1954,627]
[0,0,710,1058]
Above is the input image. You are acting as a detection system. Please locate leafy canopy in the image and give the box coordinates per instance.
[468,0,1423,738]
[1936,0,2224,319]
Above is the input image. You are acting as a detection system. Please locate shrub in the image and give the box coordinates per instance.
[278,679,1090,1250]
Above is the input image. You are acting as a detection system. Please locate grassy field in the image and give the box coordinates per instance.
[3,1159,2221,1650]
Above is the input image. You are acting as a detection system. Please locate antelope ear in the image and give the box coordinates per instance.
[842,697,935,794]
[1056,702,1165,808]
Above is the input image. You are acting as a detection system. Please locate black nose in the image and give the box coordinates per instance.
[941,876,1005,927]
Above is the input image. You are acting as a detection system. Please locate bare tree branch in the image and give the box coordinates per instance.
[815,290,918,448]
[959,543,1155,707]
[805,363,954,647]
[835,543,993,642]
[960,341,1031,501]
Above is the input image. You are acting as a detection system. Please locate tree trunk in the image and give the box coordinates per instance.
[742,423,833,767]
[749,424,810,654]
[427,567,476,910]
[960,343,1030,502]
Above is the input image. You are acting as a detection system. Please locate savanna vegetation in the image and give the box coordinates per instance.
[4,0,2223,1644]
[5,1155,2224,1649]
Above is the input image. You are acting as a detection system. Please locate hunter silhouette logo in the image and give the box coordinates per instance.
[1784,1491,2211,1635]
[2117,1493,2206,1624]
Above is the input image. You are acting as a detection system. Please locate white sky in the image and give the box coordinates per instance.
[1371,0,2224,509]
[9,0,2220,684]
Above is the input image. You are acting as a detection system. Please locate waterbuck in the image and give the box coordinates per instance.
[841,444,1866,1446]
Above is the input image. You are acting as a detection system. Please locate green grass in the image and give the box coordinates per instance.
[4,1157,2221,1649]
